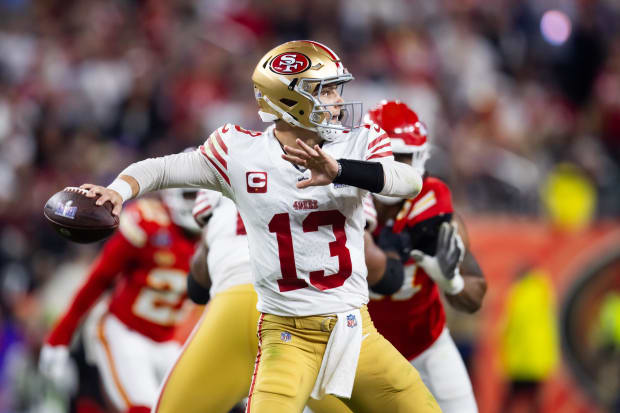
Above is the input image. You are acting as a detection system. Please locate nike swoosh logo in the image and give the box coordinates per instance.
[221,125,229,133]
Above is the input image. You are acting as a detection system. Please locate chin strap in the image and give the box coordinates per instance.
[258,95,349,142]
[261,96,310,130]
[258,110,278,122]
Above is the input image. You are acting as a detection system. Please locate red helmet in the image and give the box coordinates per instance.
[366,100,429,173]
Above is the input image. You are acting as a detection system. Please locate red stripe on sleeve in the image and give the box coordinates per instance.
[208,137,227,169]
[367,133,388,150]
[369,142,391,154]
[367,151,393,160]
[215,132,228,154]
[200,145,231,186]
[192,204,212,219]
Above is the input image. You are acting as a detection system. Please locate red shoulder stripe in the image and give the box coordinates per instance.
[208,137,227,169]
[370,142,391,154]
[367,133,388,150]
[192,204,212,219]
[215,131,228,154]
[367,151,393,160]
[200,145,231,186]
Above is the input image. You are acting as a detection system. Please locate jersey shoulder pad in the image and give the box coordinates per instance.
[200,124,233,148]
[393,176,453,232]
[119,199,171,247]
[419,177,452,205]
[363,123,392,161]
[410,176,453,222]
[199,125,236,189]
[206,123,263,143]
[231,124,263,138]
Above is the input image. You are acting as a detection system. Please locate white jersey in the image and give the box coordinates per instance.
[204,196,253,297]
[200,123,392,316]
[123,122,394,316]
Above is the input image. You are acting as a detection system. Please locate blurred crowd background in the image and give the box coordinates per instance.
[0,0,618,412]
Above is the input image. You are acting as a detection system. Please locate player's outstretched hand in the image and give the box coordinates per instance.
[39,344,76,393]
[410,222,464,280]
[435,222,465,279]
[410,222,466,295]
[80,183,124,216]
[282,139,339,189]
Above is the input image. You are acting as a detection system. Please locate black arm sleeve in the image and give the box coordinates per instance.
[187,272,210,305]
[333,159,384,193]
[369,257,404,295]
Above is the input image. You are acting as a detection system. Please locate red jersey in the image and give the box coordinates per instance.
[368,176,453,360]
[46,199,197,345]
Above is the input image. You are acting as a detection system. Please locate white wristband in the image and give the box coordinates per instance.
[443,269,465,295]
[107,178,133,203]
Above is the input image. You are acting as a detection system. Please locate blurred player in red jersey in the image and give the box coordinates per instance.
[364,100,487,413]
[39,188,200,413]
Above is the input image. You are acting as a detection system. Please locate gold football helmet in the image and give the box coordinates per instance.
[252,40,363,140]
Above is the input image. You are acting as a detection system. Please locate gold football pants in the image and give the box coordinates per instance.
[247,306,441,413]
[154,284,351,413]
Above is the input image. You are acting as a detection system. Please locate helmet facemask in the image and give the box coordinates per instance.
[296,75,363,141]
[400,145,430,177]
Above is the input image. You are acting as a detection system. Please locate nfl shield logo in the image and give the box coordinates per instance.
[346,314,357,328]
[280,331,292,342]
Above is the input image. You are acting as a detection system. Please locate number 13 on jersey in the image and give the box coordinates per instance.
[268,210,352,292]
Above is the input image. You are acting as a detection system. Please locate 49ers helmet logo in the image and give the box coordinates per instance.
[270,52,311,74]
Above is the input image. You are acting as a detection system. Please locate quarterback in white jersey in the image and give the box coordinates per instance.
[80,40,439,413]
[200,122,394,317]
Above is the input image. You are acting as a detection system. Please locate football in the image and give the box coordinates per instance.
[43,187,120,243]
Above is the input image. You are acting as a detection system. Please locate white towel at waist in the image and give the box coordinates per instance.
[310,308,362,400]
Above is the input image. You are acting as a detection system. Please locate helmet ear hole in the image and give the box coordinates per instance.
[280,98,298,107]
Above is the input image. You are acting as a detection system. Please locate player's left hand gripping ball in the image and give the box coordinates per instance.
[43,186,120,243]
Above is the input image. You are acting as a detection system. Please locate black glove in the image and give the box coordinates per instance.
[377,225,411,262]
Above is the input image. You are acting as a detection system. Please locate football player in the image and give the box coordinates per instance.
[364,100,487,413]
[79,40,440,413]
[39,188,201,413]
